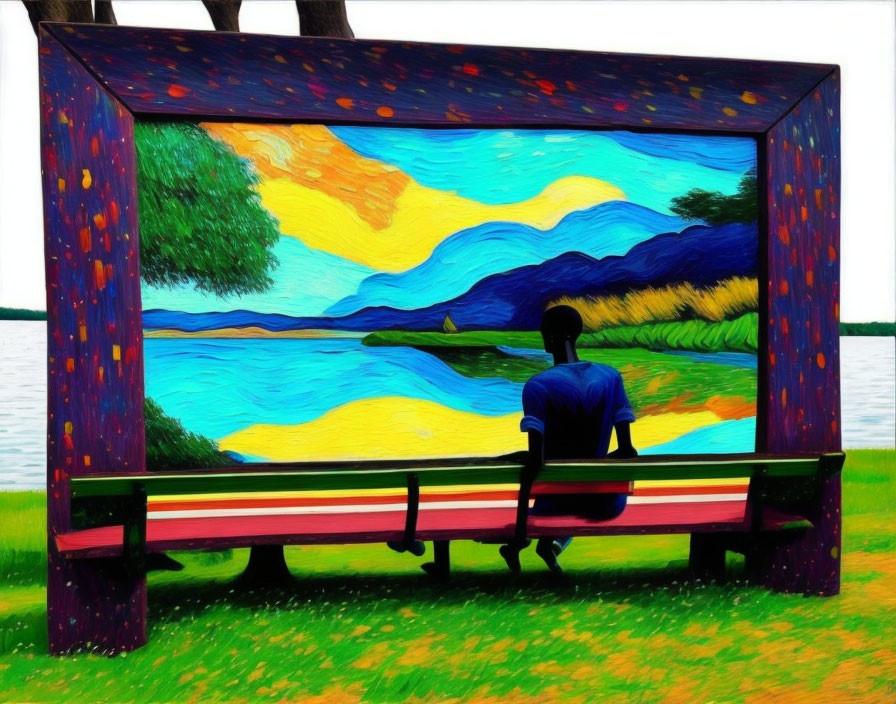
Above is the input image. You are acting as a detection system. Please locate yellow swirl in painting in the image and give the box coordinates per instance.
[259,174,625,272]
[201,122,625,272]
[202,123,410,230]
[218,397,722,462]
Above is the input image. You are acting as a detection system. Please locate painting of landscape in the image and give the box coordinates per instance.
[137,123,758,466]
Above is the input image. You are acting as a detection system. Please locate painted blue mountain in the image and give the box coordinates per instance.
[144,221,757,333]
[326,201,691,315]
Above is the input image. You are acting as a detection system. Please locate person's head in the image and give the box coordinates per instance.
[540,305,583,355]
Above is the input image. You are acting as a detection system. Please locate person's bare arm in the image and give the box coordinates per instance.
[527,428,544,466]
[607,421,637,459]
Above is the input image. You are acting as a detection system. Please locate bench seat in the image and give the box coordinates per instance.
[56,500,810,559]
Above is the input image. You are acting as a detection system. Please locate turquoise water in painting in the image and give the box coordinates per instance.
[144,337,760,455]
[640,418,757,455]
[143,338,523,439]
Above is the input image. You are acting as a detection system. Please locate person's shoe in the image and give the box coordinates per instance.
[387,540,426,556]
[536,539,564,575]
[499,544,522,574]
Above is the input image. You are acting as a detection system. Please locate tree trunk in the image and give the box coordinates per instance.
[93,0,116,24]
[202,0,241,32]
[297,0,354,38]
[23,0,94,35]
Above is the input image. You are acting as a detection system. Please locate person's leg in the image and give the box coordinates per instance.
[589,492,627,520]
[499,538,531,574]
[534,494,626,573]
[555,536,574,552]
[498,491,564,574]
[535,537,566,574]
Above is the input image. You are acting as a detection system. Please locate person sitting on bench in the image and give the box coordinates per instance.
[500,305,638,574]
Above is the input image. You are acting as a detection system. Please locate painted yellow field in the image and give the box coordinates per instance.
[218,397,723,462]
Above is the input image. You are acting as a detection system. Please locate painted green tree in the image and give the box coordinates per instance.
[135,123,281,469]
[135,122,293,579]
[671,168,757,225]
[144,399,232,470]
[135,122,280,296]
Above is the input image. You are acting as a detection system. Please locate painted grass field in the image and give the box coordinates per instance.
[1,449,894,703]
[411,346,756,420]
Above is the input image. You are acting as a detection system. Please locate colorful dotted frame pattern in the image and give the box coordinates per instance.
[765,73,841,453]
[46,23,835,133]
[40,29,146,654]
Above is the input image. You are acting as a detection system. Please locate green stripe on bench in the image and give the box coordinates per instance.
[69,455,834,498]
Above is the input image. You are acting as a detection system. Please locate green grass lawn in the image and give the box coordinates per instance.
[1,449,894,703]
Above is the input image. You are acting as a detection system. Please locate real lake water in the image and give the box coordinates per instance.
[1,320,893,489]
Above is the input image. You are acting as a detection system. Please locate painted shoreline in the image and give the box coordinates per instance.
[5,312,891,337]
[144,327,368,339]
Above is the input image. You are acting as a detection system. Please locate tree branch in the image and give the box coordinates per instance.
[296,0,353,38]
[22,0,93,35]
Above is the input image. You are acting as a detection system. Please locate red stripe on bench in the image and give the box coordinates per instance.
[531,481,633,494]
[55,500,763,558]
[147,491,520,512]
[527,501,747,535]
[632,484,749,497]
[147,483,638,513]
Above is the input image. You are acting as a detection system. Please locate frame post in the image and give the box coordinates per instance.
[749,469,841,596]
[40,30,147,654]
[755,71,842,595]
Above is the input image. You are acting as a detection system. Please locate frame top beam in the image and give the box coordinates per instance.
[45,23,834,133]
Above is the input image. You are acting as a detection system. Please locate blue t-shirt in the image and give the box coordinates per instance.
[520,362,636,460]
[521,362,635,518]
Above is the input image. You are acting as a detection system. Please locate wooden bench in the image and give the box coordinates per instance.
[56,451,844,597]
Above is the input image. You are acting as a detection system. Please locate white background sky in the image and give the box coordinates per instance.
[0,0,893,321]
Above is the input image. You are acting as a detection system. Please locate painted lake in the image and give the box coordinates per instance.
[0,321,892,489]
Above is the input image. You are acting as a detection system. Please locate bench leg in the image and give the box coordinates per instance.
[746,471,842,597]
[237,544,293,585]
[688,533,727,581]
[48,550,146,656]
[422,540,450,581]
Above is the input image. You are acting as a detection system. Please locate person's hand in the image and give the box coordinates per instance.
[607,446,638,459]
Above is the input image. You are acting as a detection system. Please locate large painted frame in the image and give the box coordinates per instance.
[39,23,840,654]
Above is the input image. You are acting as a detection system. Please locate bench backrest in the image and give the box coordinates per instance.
[69,454,835,499]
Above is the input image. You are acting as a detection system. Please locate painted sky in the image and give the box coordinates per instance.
[141,124,756,318]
